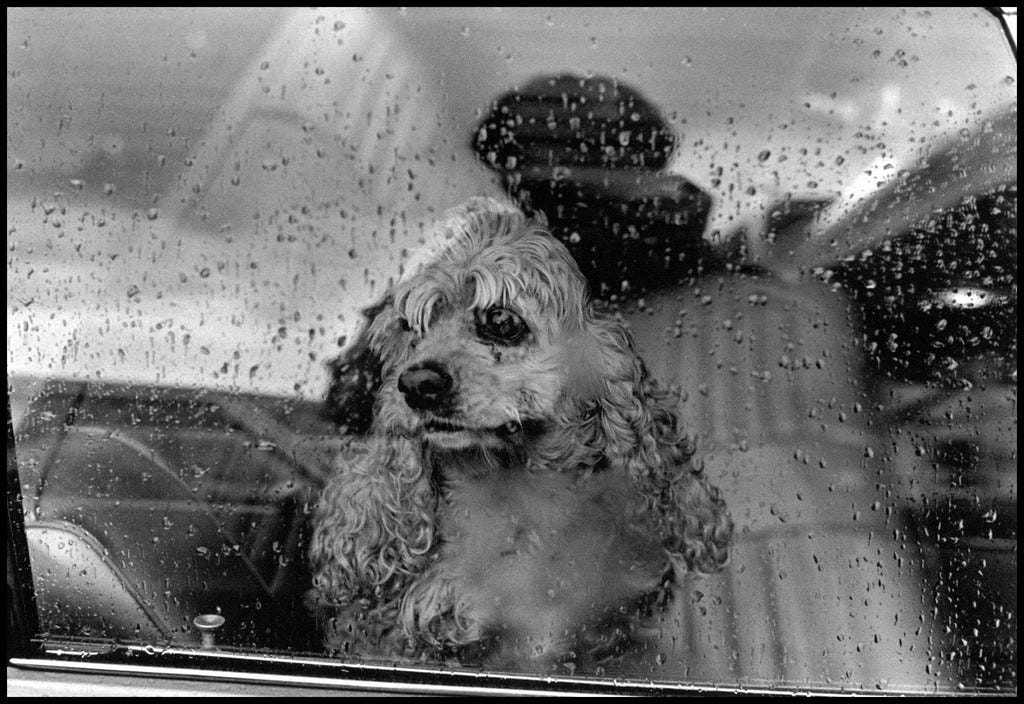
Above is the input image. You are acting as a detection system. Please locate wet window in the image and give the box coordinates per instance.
[7,7,1016,694]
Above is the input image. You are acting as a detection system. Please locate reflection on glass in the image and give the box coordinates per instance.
[7,6,1016,693]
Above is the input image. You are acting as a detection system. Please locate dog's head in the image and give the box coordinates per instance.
[365,197,617,457]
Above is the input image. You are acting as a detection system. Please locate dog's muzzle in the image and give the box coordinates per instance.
[398,360,454,411]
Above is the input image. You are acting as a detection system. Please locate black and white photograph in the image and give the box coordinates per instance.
[7,7,1017,696]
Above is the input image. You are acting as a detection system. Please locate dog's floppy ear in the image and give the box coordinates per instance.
[587,316,732,575]
[322,299,391,434]
[308,434,438,647]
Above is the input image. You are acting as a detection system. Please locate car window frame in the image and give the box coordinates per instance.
[6,5,1017,697]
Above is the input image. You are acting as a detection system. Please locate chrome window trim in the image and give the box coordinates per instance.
[10,657,606,698]
[9,653,937,697]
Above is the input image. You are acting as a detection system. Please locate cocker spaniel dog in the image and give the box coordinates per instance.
[309,197,731,668]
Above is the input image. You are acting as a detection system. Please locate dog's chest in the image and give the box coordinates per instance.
[437,470,666,634]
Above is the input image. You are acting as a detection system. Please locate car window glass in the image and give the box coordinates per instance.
[7,6,1016,693]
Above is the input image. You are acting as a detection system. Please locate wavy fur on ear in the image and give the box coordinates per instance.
[586,316,733,575]
[307,435,438,654]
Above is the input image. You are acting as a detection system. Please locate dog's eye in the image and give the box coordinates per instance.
[476,307,528,345]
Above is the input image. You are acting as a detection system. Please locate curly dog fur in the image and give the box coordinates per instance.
[309,197,732,665]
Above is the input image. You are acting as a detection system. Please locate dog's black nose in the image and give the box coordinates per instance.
[398,361,454,410]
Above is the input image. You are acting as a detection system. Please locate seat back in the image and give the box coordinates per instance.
[616,274,952,689]
[25,519,174,643]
